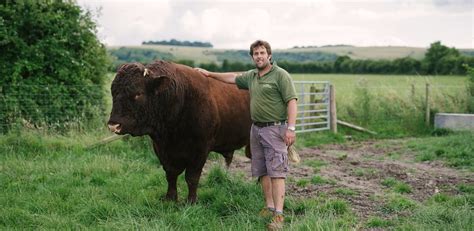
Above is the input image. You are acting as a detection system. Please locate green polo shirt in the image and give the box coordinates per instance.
[235,64,297,122]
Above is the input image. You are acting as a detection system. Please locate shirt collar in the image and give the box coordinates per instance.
[253,62,277,77]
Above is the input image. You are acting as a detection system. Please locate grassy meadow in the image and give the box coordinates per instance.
[1,130,473,230]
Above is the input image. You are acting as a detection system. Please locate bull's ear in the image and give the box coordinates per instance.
[149,75,172,95]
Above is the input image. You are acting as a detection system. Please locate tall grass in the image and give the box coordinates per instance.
[294,74,469,137]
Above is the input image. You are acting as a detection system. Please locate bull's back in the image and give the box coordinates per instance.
[208,79,251,151]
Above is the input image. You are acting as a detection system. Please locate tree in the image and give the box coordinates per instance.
[334,56,351,73]
[466,65,474,113]
[0,1,110,132]
[423,41,460,75]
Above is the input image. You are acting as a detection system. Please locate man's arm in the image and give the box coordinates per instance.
[285,99,297,146]
[194,67,240,84]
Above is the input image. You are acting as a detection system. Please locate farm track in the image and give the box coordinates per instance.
[204,138,473,220]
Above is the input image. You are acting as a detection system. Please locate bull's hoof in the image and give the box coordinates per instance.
[224,156,233,168]
[186,196,197,204]
[162,193,178,202]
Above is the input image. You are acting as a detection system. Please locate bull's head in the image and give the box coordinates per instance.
[107,62,174,136]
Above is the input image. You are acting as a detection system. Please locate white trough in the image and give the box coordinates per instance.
[434,113,474,131]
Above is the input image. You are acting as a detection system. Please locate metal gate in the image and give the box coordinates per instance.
[294,81,331,133]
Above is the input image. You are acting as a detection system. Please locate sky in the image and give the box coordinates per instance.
[77,0,473,49]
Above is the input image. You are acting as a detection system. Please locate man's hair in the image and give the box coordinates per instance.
[249,40,272,56]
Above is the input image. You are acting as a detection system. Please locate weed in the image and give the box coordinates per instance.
[394,182,412,194]
[319,199,349,216]
[458,184,474,194]
[311,175,329,185]
[365,216,394,228]
[381,177,398,187]
[296,179,310,187]
[383,194,417,213]
[303,159,327,173]
[334,188,357,196]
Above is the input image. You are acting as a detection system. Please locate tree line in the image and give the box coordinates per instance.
[142,39,213,48]
[112,42,474,75]
[196,42,474,75]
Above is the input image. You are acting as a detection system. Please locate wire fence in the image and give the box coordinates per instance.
[0,84,106,133]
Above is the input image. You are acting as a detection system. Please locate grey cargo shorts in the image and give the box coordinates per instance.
[250,124,289,178]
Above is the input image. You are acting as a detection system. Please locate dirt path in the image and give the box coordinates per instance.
[206,138,473,219]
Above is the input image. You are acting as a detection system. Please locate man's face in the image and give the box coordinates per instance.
[251,46,272,70]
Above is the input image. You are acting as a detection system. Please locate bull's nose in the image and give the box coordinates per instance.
[108,123,122,133]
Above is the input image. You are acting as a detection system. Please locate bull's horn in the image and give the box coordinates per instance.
[143,68,149,77]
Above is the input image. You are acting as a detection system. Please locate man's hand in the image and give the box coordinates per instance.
[285,129,296,146]
[194,67,210,77]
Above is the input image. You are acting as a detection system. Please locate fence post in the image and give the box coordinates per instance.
[425,83,430,127]
[330,84,337,133]
[411,83,415,99]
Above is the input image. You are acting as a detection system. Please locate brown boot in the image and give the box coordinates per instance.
[267,213,284,230]
[259,207,274,218]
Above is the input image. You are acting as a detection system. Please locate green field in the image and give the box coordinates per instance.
[289,46,427,60]
[293,73,468,112]
[291,74,469,136]
[101,73,469,137]
[1,130,472,230]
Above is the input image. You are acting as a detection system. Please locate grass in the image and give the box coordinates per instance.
[353,168,378,178]
[293,74,469,137]
[365,216,394,228]
[0,130,359,230]
[1,130,473,229]
[311,175,334,185]
[406,131,474,171]
[303,159,327,173]
[381,177,412,194]
[334,188,357,196]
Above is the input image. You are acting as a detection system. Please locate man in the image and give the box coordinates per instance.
[195,40,297,230]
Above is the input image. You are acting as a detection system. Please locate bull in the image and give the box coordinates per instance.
[107,60,251,203]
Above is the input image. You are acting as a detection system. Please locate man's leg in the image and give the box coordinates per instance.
[250,125,274,213]
[271,177,285,212]
[261,175,274,208]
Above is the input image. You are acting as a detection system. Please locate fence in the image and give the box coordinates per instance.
[294,81,333,133]
[0,85,105,133]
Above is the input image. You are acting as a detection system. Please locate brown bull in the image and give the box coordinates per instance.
[107,60,251,203]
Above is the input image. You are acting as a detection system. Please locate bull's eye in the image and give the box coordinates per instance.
[134,93,143,100]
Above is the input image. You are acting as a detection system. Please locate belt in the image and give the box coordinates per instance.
[253,120,287,128]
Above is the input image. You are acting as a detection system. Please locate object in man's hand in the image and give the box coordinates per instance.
[288,145,300,163]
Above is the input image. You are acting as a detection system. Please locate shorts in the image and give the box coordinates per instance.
[250,124,289,178]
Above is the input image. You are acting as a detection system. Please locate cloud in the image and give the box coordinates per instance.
[77,0,473,48]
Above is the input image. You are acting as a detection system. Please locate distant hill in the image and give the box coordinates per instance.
[142,39,213,48]
[107,45,474,65]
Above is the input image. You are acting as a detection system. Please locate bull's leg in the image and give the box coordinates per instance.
[221,151,234,168]
[184,156,207,203]
[164,168,184,201]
